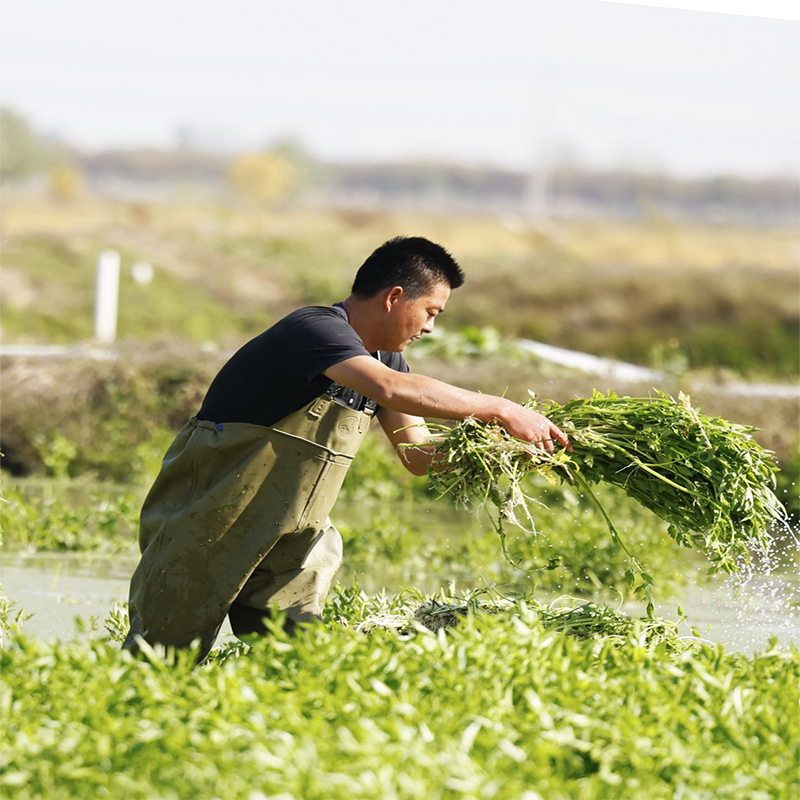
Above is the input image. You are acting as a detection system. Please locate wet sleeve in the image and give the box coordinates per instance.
[282,308,372,381]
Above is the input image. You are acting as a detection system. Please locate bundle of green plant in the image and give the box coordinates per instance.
[353,588,691,649]
[412,391,789,584]
[352,589,517,635]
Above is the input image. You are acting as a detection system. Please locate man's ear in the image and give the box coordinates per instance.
[384,285,404,312]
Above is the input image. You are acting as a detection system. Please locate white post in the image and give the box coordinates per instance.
[94,249,121,343]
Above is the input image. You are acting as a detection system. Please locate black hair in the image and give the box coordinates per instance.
[351,236,465,298]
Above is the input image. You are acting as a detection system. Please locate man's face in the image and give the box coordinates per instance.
[383,281,451,352]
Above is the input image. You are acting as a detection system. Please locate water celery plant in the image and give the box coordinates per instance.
[413,390,789,589]
[3,584,798,800]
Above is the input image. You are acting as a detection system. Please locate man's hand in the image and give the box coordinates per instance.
[495,402,570,454]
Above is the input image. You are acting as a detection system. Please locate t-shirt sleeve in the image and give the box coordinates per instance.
[381,350,410,374]
[282,307,372,381]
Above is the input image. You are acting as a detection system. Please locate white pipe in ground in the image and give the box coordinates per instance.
[94,250,121,343]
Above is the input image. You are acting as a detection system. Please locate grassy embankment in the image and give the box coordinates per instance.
[2,194,798,378]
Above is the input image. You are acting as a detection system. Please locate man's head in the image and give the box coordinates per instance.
[346,237,465,352]
[351,236,464,300]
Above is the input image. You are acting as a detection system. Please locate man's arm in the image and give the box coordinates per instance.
[376,406,436,476]
[324,355,570,454]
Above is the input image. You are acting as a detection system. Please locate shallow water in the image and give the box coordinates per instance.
[3,481,797,652]
[0,553,138,639]
[2,548,796,654]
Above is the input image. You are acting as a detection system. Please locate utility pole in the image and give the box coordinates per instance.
[523,68,561,225]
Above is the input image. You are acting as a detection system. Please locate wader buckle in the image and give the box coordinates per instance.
[308,395,331,420]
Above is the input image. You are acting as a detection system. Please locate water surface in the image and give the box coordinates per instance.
[2,549,796,655]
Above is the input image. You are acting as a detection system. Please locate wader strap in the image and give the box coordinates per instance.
[190,417,218,431]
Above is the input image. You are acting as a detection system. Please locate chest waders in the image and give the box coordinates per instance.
[124,393,372,661]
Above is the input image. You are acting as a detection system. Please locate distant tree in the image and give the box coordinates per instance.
[262,135,327,191]
[0,108,50,179]
[50,164,84,202]
[227,152,296,204]
[269,135,320,176]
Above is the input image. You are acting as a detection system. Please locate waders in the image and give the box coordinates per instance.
[124,393,372,661]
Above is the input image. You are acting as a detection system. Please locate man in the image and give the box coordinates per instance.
[123,236,569,661]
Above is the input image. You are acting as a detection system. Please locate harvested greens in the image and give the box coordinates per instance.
[414,391,789,584]
[352,587,694,650]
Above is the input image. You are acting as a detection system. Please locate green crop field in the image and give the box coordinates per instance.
[2,587,798,800]
[2,416,798,799]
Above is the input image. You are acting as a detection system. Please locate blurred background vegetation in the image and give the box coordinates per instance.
[2,106,797,376]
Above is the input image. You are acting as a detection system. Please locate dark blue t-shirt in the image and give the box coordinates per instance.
[198,304,409,426]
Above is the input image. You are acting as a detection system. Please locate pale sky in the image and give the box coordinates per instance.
[1,0,797,177]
